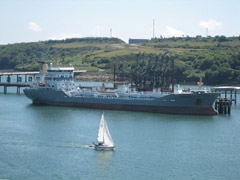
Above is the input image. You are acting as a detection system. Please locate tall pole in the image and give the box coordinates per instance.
[171,57,175,92]
[110,28,112,38]
[113,63,116,89]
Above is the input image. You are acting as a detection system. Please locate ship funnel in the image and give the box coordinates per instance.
[39,63,48,76]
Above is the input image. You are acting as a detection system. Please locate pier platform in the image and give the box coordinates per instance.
[0,72,38,94]
[212,86,240,115]
[212,86,240,104]
[0,82,31,94]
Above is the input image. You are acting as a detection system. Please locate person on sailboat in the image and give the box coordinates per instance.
[92,141,103,146]
[98,142,103,145]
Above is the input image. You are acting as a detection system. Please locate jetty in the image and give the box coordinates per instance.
[212,86,240,114]
[0,82,31,94]
[212,86,240,104]
[0,72,38,94]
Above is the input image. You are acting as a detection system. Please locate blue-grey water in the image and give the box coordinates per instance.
[1,86,240,180]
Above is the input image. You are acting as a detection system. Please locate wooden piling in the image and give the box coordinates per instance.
[235,90,237,104]
[223,101,227,114]
[228,101,231,114]
[17,86,20,95]
[7,75,11,83]
[4,86,7,94]
[215,98,232,115]
[213,87,239,112]
[218,100,223,114]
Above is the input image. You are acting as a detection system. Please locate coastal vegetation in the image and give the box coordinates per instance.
[0,36,240,85]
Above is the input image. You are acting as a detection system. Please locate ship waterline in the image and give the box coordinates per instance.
[32,101,218,115]
[24,88,219,115]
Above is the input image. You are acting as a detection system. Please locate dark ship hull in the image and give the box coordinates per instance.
[24,89,219,115]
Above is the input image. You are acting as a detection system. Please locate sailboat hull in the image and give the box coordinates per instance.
[94,145,115,151]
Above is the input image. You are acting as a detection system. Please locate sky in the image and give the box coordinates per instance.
[0,0,240,44]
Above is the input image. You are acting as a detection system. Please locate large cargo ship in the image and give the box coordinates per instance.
[24,64,219,115]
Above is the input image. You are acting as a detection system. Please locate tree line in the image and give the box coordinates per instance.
[0,36,240,86]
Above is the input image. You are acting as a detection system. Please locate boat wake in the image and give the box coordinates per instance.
[61,143,94,149]
[0,140,94,150]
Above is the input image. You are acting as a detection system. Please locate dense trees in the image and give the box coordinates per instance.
[0,38,120,71]
[0,36,240,85]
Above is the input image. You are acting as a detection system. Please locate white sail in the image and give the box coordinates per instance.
[103,119,114,147]
[97,114,105,143]
[96,113,114,147]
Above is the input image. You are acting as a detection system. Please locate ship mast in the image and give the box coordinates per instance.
[171,56,175,92]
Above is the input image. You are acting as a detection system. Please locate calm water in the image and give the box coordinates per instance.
[1,88,240,180]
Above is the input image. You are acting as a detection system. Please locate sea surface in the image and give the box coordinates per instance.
[1,85,240,180]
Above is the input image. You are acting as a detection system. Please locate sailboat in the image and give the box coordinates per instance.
[93,113,115,151]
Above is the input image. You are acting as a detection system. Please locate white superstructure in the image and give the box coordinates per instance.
[33,64,75,92]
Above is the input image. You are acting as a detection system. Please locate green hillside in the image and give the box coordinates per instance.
[1,36,240,85]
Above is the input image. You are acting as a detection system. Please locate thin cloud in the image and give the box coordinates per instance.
[199,19,222,30]
[162,26,184,37]
[50,32,82,40]
[28,22,42,32]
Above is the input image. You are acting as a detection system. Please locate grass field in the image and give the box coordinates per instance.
[1,37,240,84]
